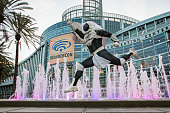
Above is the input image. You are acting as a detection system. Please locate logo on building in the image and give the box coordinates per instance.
[49,34,74,64]
[52,39,71,52]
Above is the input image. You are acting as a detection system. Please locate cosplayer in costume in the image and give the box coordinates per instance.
[64,20,138,93]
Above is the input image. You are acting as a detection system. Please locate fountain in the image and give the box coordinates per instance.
[12,68,29,100]
[92,66,101,100]
[21,68,29,99]
[12,55,170,100]
[118,66,127,100]
[52,59,61,99]
[14,76,22,100]
[112,65,117,99]
[82,69,90,98]
[150,67,161,99]
[158,55,170,98]
[106,64,112,99]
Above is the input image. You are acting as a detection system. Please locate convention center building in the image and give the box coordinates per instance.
[0,0,170,98]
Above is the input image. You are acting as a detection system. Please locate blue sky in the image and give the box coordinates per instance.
[8,0,170,62]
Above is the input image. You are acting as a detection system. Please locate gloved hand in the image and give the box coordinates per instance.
[66,19,78,31]
[67,19,72,26]
[110,34,119,42]
[113,41,119,47]
[110,34,119,47]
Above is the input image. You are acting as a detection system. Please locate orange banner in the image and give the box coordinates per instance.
[49,34,74,64]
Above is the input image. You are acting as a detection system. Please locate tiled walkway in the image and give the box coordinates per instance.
[0,107,170,113]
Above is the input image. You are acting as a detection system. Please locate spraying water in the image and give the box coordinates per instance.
[106,64,112,99]
[13,56,169,100]
[53,59,61,99]
[92,66,101,100]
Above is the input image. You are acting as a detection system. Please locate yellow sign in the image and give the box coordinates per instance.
[49,34,74,64]
[99,71,104,73]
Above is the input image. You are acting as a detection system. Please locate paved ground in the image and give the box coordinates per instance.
[0,107,170,113]
[0,100,170,112]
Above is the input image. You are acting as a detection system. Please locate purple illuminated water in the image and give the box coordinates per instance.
[140,69,152,100]
[92,66,101,100]
[52,59,61,99]
[13,56,170,100]
[21,69,29,99]
[150,67,161,99]
[62,58,70,100]
[11,68,29,100]
[106,64,112,99]
[112,65,117,99]
[14,76,22,100]
[82,69,90,98]
[158,55,170,98]
[118,66,127,100]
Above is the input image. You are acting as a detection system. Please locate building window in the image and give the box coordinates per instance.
[123,32,129,40]
[146,22,155,30]
[75,52,81,59]
[145,57,156,68]
[153,33,166,45]
[134,41,143,50]
[75,45,82,51]
[143,38,153,48]
[137,50,144,58]
[167,30,170,50]
[123,44,132,53]
[162,53,170,64]
[155,43,168,54]
[115,47,123,54]
[137,25,145,35]
[156,18,165,25]
[82,52,90,58]
[166,16,170,23]
[130,28,137,38]
[117,35,123,41]
[144,47,155,57]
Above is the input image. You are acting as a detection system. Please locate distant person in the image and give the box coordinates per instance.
[64,20,138,93]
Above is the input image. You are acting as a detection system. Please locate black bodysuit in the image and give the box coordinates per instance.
[75,29,112,53]
[72,29,132,86]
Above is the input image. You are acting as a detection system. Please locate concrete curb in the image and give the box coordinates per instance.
[0,100,170,108]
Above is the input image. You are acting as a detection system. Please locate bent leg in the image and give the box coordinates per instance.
[97,49,133,66]
[120,53,133,65]
[64,56,94,93]
[73,56,94,86]
[97,49,121,65]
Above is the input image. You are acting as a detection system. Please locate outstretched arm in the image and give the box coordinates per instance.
[75,29,85,39]
[95,30,119,42]
[67,19,85,39]
[95,30,112,37]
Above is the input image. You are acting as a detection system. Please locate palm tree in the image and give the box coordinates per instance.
[7,13,40,92]
[0,0,33,41]
[0,41,13,83]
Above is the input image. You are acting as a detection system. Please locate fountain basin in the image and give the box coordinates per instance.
[0,99,170,108]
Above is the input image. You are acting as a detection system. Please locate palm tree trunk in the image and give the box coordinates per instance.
[0,14,5,24]
[0,8,5,24]
[0,14,4,29]
[0,71,1,83]
[13,34,21,93]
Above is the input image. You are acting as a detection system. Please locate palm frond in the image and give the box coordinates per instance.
[0,0,33,43]
[8,13,40,49]
[10,6,33,11]
[8,0,22,7]
[0,41,13,61]
[11,2,29,8]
